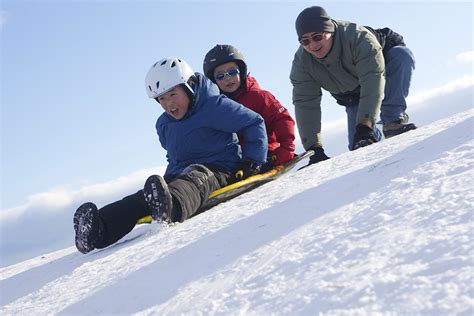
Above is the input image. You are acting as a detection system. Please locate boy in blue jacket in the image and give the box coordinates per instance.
[73,57,267,254]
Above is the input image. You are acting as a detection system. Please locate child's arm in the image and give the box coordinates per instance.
[258,92,296,164]
[211,96,268,165]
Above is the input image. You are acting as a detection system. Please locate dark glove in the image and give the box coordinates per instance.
[299,145,330,170]
[232,160,261,182]
[352,124,378,150]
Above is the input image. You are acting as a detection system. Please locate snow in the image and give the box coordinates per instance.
[1,109,473,315]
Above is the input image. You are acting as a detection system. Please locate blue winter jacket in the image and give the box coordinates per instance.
[156,73,267,180]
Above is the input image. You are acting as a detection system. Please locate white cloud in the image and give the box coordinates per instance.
[455,51,474,63]
[0,166,166,223]
[407,75,474,106]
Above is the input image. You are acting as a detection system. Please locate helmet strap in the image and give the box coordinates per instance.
[183,75,198,104]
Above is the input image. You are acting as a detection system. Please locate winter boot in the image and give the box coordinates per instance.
[143,175,173,222]
[383,113,417,138]
[73,202,104,254]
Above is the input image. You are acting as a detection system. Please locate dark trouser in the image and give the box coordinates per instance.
[95,164,231,249]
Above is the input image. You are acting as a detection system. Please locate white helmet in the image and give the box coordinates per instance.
[145,57,195,99]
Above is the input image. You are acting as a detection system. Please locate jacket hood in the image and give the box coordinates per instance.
[190,72,220,113]
[244,75,261,92]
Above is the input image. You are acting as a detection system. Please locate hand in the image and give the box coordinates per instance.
[352,124,378,150]
[232,160,261,182]
[299,145,330,170]
[270,145,295,166]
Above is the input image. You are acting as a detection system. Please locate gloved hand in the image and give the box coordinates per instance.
[270,144,295,166]
[299,145,330,170]
[232,160,261,182]
[352,124,378,150]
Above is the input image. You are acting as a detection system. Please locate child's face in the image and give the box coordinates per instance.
[213,61,241,94]
[156,85,190,120]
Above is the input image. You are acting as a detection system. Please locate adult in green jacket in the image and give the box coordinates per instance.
[290,6,417,165]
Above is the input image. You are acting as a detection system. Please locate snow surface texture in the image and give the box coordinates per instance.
[1,110,473,315]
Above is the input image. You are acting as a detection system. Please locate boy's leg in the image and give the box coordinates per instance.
[168,164,231,222]
[96,190,151,248]
[74,190,151,253]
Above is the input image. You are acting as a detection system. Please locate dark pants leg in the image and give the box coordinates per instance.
[168,164,231,222]
[95,190,151,249]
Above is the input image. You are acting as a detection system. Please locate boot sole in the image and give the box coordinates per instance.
[383,123,417,138]
[73,202,99,254]
[144,175,173,222]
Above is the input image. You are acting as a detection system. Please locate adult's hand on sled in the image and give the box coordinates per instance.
[352,124,378,150]
[299,145,330,170]
[233,160,261,182]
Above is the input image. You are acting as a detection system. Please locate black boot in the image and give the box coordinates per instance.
[73,202,104,254]
[143,175,173,222]
[383,121,417,138]
[383,113,417,138]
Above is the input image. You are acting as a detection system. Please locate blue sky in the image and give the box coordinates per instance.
[1,0,473,211]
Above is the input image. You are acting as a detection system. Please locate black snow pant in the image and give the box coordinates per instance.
[94,164,231,249]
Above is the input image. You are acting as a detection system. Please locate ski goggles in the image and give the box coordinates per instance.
[214,68,240,81]
[299,33,325,46]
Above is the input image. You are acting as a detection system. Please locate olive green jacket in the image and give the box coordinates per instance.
[290,19,385,149]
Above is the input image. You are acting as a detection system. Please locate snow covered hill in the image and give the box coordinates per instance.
[1,109,473,315]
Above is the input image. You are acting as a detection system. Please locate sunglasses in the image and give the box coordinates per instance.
[214,68,240,81]
[299,33,325,46]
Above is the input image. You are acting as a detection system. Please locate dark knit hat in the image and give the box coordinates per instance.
[295,6,335,38]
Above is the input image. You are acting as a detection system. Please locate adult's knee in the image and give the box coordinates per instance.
[386,46,415,69]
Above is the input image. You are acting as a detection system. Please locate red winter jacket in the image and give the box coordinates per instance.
[233,76,296,165]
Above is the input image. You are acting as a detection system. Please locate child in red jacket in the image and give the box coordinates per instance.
[204,44,296,169]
